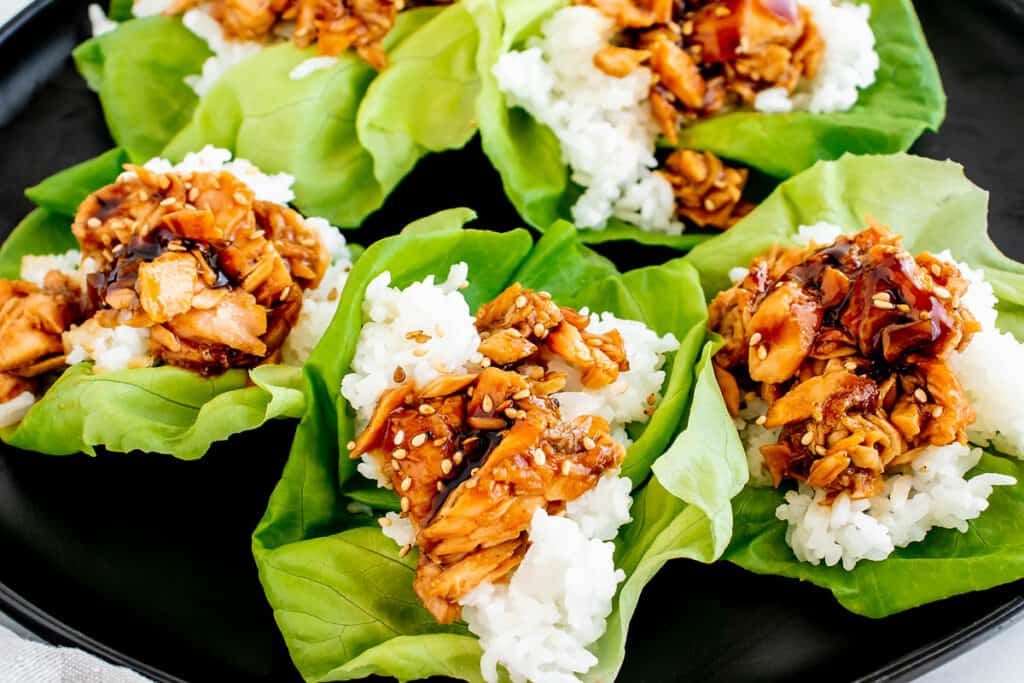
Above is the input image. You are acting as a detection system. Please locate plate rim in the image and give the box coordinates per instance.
[1,0,1023,681]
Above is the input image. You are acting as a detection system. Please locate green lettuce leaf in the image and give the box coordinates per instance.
[253,211,746,681]
[685,153,1024,618]
[25,148,129,217]
[3,364,304,460]
[475,0,943,248]
[164,3,483,228]
[73,17,210,162]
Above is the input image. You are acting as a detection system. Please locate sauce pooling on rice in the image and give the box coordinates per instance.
[710,221,980,499]
[347,283,631,623]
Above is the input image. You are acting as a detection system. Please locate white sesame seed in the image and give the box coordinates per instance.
[934,286,951,300]
[515,295,527,308]
[533,323,546,337]
[393,430,405,446]
[393,448,408,460]
[86,217,101,229]
[400,497,410,512]
[914,388,928,403]
[346,441,356,451]
[453,451,464,465]
[418,404,436,416]
[755,415,767,426]
[401,477,412,492]
[757,345,768,360]
[441,459,453,475]
[482,396,494,413]
[410,433,427,448]
[873,300,895,310]
[582,436,597,450]
[930,264,942,276]
[749,332,763,346]
[532,449,546,466]
[801,431,814,446]
[512,389,530,401]
[933,406,944,418]
[872,291,891,301]
[561,461,572,476]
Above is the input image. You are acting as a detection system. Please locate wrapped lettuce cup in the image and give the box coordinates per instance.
[684,153,1024,617]
[0,146,357,459]
[77,0,487,226]
[252,211,747,682]
[476,0,944,248]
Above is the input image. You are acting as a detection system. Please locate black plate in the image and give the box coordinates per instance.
[1,1,1023,681]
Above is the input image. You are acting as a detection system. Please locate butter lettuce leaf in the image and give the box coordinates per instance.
[475,0,943,248]
[685,153,1024,618]
[253,212,746,681]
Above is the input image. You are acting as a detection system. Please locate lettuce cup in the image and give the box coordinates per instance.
[685,153,1024,617]
[76,0,487,227]
[0,146,357,458]
[252,211,747,682]
[476,0,944,247]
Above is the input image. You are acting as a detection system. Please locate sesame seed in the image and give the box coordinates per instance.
[453,451,464,465]
[933,406,944,418]
[482,396,494,413]
[844,362,857,372]
[86,217,102,229]
[400,477,412,492]
[930,264,942,276]
[437,481,444,492]
[512,389,531,401]
[934,286,951,300]
[755,415,767,426]
[232,192,248,204]
[410,433,427,448]
[379,517,392,527]
[393,448,408,460]
[160,197,177,207]
[391,460,400,471]
[401,497,410,512]
[346,441,356,451]
[704,198,716,211]
[561,461,572,476]
[412,347,428,357]
[872,291,891,301]
[481,358,492,368]
[441,459,453,474]
[644,407,656,416]
[393,367,406,383]
[896,303,911,313]
[814,445,827,456]
[393,430,405,446]
[433,437,446,447]
[646,393,657,405]
[188,187,199,202]
[533,323,546,337]
[538,291,552,299]
[801,431,814,446]
[757,345,768,360]
[873,300,895,310]
[682,19,694,35]
[399,544,411,558]
[418,404,436,416]
[515,295,528,308]
[504,407,519,419]
[138,191,149,201]
[914,388,928,403]
[532,449,546,466]
[582,436,597,450]
[749,332,763,346]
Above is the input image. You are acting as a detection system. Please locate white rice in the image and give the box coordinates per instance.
[281,219,353,367]
[937,251,1024,456]
[142,145,296,205]
[461,473,631,683]
[87,3,118,36]
[379,511,417,546]
[340,263,482,428]
[755,1,879,115]
[0,392,36,428]
[793,221,845,247]
[180,7,264,96]
[342,266,680,681]
[735,397,778,488]
[289,56,339,80]
[777,444,1015,570]
[65,319,154,372]
[132,0,175,16]
[493,6,681,235]
[548,310,678,444]
[20,250,82,287]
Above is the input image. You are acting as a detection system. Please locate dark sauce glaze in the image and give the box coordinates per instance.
[88,227,232,306]
[427,429,504,521]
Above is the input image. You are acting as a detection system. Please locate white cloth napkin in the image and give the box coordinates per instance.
[0,623,150,683]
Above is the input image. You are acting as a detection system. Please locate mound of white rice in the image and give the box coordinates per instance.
[755,1,879,115]
[20,250,82,288]
[282,218,354,366]
[777,444,1015,570]
[493,6,680,235]
[142,145,296,205]
[937,251,1024,456]
[87,0,263,96]
[460,473,631,683]
[549,310,678,445]
[0,392,36,428]
[65,319,154,372]
[341,266,678,681]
